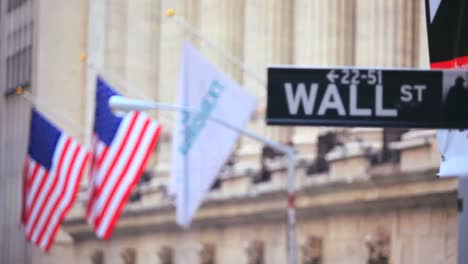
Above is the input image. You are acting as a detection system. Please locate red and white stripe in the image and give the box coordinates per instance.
[23,135,89,251]
[86,111,162,239]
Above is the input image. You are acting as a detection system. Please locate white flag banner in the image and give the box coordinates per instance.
[170,42,256,227]
[438,130,468,177]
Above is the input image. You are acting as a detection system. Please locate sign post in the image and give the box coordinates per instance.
[459,181,468,263]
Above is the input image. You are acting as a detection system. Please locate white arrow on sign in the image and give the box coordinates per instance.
[326,70,339,83]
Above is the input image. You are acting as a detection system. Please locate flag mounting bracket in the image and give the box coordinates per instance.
[109,95,298,264]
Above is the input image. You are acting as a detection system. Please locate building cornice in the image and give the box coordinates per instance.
[63,169,457,241]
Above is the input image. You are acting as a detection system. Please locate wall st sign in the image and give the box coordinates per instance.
[267,66,468,129]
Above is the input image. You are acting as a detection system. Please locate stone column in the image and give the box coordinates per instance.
[241,0,294,164]
[157,0,201,179]
[159,0,200,107]
[355,0,420,67]
[126,0,160,100]
[417,0,430,69]
[197,0,245,165]
[354,0,421,155]
[293,0,356,159]
[294,0,355,66]
[243,0,293,97]
[104,0,128,78]
[199,0,244,82]
[125,0,161,172]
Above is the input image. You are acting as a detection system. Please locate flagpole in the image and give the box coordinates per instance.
[108,95,298,264]
[286,152,297,264]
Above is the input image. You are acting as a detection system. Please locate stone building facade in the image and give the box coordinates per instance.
[0,0,459,263]
[0,0,87,263]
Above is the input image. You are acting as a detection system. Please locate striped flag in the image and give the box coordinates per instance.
[86,77,162,239]
[22,109,89,251]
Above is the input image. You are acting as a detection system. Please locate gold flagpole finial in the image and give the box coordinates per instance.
[166,8,175,17]
[80,52,87,62]
[16,86,24,95]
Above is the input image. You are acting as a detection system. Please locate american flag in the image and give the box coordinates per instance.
[22,110,89,251]
[86,77,162,239]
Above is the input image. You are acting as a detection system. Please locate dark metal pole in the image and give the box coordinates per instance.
[458,178,468,264]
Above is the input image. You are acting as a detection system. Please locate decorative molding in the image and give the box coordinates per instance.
[365,228,390,264]
[63,170,456,241]
[389,138,431,151]
[245,240,264,264]
[301,236,322,264]
[199,243,216,264]
[326,141,374,162]
[90,250,104,264]
[120,248,136,264]
[158,246,173,264]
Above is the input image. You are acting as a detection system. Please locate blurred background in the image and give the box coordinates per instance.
[0,0,458,263]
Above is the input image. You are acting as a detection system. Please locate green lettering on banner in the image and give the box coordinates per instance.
[179,80,225,155]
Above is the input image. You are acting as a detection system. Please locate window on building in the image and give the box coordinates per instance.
[301,236,322,264]
[252,166,271,184]
[306,132,342,175]
[210,178,222,191]
[129,170,153,203]
[253,144,281,184]
[220,153,236,174]
[120,248,136,264]
[365,128,408,165]
[380,128,408,163]
[7,0,28,12]
[139,170,152,184]
[261,145,283,160]
[90,250,104,264]
[199,243,216,264]
[245,240,264,264]
[158,246,174,264]
[5,0,33,96]
[128,189,141,203]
